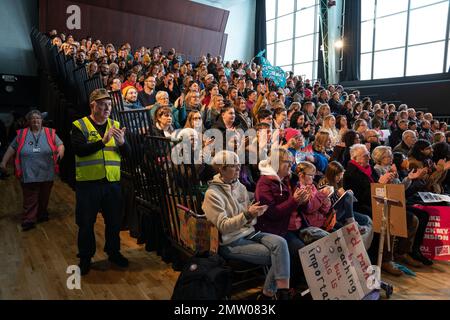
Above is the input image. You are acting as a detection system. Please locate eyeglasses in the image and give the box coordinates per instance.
[192,117,202,120]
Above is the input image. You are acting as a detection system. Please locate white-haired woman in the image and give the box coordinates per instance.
[372,146,430,268]
[150,91,186,129]
[202,151,292,300]
[343,144,407,276]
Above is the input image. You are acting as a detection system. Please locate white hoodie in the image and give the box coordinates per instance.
[258,159,283,196]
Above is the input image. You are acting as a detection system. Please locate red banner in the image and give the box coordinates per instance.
[415,205,450,261]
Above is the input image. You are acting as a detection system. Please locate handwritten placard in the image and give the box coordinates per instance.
[299,223,374,300]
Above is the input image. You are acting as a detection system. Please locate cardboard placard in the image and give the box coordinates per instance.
[299,223,375,300]
[371,183,407,238]
[178,209,219,253]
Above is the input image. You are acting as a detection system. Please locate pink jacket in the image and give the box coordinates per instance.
[297,183,331,228]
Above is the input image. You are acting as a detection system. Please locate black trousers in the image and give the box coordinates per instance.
[407,205,429,253]
[75,181,122,259]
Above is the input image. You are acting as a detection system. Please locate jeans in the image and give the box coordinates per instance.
[354,212,374,250]
[334,191,356,223]
[219,231,290,294]
[284,230,306,287]
[75,182,123,259]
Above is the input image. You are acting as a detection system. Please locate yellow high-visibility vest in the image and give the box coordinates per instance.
[73,116,121,182]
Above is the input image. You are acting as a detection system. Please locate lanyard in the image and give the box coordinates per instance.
[31,129,42,146]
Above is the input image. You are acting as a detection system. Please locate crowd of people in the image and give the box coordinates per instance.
[2,29,449,299]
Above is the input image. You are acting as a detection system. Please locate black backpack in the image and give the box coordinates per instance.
[171,253,232,300]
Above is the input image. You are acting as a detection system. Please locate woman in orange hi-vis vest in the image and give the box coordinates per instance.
[0,110,64,231]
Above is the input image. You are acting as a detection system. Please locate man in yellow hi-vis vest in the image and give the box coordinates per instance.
[71,88,130,275]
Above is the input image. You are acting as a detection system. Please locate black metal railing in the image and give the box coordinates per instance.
[30,27,211,261]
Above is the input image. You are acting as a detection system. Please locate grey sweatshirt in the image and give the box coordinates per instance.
[202,174,255,245]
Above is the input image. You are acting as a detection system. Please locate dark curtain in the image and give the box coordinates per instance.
[341,0,361,81]
[254,0,267,59]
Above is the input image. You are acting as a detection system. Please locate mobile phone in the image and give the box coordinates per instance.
[247,230,261,240]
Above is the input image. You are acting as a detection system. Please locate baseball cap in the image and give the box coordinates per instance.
[89,88,111,103]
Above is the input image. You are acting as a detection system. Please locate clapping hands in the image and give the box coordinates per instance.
[379,171,396,184]
[103,126,126,146]
[248,201,269,218]
[293,187,311,204]
[407,167,428,180]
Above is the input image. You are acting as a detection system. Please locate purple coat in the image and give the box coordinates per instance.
[254,175,299,237]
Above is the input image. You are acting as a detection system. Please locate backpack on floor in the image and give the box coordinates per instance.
[171,253,232,300]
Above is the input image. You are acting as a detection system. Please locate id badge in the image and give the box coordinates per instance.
[32,147,41,153]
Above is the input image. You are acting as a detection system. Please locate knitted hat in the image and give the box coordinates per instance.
[143,54,151,63]
[304,88,313,98]
[284,128,301,142]
[122,85,136,98]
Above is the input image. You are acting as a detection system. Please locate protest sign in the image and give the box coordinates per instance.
[299,223,376,300]
[371,183,407,238]
[415,205,450,261]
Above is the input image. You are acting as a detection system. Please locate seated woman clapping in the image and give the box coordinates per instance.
[202,150,292,300]
[343,144,410,276]
[372,146,430,268]
[254,147,309,288]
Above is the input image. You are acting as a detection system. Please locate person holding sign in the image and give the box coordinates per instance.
[202,150,292,300]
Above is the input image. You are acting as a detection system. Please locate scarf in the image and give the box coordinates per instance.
[349,160,374,183]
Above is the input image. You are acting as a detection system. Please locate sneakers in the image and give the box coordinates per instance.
[381,261,404,276]
[21,222,36,231]
[108,253,129,268]
[395,254,423,268]
[410,251,433,266]
[79,258,92,276]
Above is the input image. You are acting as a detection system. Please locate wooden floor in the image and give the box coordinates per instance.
[0,173,449,300]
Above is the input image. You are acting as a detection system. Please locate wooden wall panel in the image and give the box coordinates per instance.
[39,0,228,58]
[72,0,229,32]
